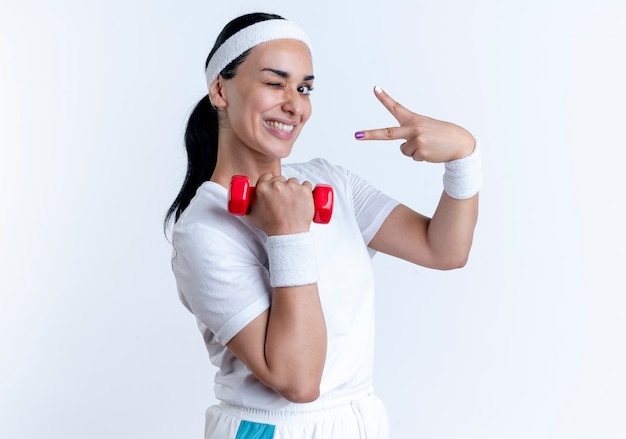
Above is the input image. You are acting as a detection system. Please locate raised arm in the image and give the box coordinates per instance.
[226,175,327,403]
[356,86,480,269]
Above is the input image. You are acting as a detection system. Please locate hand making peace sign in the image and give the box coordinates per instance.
[355,86,476,163]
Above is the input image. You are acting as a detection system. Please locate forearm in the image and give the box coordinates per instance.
[226,282,327,403]
[264,284,327,402]
[427,191,479,269]
[227,230,327,403]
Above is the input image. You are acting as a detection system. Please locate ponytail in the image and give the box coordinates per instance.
[164,95,218,229]
[164,12,286,233]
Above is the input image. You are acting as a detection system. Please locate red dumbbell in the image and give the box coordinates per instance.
[228,175,334,224]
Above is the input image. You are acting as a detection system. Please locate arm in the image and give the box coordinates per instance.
[227,284,326,403]
[369,193,478,270]
[227,175,327,403]
[357,86,480,269]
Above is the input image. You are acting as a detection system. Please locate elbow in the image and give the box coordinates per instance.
[271,370,322,403]
[277,382,321,403]
[255,370,322,403]
[262,348,326,403]
[432,252,470,270]
[449,254,469,269]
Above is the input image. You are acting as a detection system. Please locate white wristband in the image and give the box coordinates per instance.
[443,138,483,199]
[266,232,319,288]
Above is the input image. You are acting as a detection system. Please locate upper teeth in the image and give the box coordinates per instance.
[268,121,294,132]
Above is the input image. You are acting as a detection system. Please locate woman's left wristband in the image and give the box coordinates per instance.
[443,138,483,199]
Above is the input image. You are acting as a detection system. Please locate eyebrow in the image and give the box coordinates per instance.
[262,68,314,81]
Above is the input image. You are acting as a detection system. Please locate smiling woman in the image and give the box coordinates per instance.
[164,11,481,439]
[208,39,314,163]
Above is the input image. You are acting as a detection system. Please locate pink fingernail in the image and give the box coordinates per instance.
[355,131,365,139]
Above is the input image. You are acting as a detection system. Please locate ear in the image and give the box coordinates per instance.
[208,75,228,108]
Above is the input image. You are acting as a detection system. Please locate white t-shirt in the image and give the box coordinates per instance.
[171,158,399,410]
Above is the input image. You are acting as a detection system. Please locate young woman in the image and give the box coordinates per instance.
[165,12,481,439]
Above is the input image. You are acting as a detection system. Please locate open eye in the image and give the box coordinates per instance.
[297,84,314,95]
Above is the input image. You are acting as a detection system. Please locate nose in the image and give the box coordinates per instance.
[282,88,308,117]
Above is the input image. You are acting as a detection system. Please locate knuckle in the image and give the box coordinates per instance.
[414,145,430,161]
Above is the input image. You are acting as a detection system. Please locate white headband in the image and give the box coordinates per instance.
[205,19,311,91]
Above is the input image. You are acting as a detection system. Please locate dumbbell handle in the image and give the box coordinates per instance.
[228,175,333,224]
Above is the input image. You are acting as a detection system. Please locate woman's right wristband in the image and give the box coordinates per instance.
[266,231,319,288]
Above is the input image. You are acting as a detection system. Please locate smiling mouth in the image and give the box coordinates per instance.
[267,120,294,133]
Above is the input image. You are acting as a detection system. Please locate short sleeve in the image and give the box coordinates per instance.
[348,170,399,245]
[171,219,271,346]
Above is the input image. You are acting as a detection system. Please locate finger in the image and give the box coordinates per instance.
[399,141,422,161]
[270,175,288,184]
[301,180,313,191]
[399,141,413,157]
[256,174,287,189]
[372,85,413,123]
[256,173,275,184]
[354,125,415,141]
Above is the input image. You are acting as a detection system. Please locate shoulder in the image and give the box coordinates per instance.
[283,158,353,187]
[172,182,264,258]
[173,181,227,238]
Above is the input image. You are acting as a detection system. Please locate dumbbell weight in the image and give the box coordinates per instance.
[228,175,334,224]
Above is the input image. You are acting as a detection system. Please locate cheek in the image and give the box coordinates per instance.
[228,93,266,128]
[255,92,281,111]
[302,101,313,123]
[240,92,277,123]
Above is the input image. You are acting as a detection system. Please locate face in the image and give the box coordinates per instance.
[213,39,314,160]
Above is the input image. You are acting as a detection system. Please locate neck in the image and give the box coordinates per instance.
[211,141,282,189]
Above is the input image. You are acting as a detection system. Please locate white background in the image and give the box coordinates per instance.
[1,0,625,437]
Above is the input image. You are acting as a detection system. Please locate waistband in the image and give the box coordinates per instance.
[217,385,374,425]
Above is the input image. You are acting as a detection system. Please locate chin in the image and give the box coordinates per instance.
[267,142,296,159]
[276,149,294,159]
